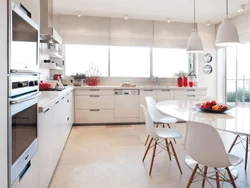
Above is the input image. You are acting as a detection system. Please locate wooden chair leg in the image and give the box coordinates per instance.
[245,136,248,170]
[144,135,150,146]
[202,166,208,188]
[186,164,199,188]
[142,138,153,162]
[149,140,157,176]
[167,124,177,144]
[162,124,165,128]
[228,135,239,153]
[165,139,172,161]
[169,141,182,174]
[215,168,220,188]
[225,167,237,188]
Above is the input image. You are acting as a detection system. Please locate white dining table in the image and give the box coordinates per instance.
[156,100,250,179]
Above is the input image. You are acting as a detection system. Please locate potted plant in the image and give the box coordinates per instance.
[71,73,86,86]
[188,71,197,87]
[174,71,187,87]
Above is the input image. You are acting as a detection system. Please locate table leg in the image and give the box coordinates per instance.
[245,136,249,170]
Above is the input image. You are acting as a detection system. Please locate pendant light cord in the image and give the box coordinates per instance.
[194,0,196,30]
[226,0,228,15]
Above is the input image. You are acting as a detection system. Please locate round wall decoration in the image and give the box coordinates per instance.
[204,53,212,63]
[203,64,213,74]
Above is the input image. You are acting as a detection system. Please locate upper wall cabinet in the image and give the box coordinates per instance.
[12,0,40,25]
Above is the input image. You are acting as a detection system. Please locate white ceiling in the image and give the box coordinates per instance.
[53,0,250,24]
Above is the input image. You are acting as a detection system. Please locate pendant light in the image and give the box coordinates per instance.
[215,0,239,46]
[187,0,204,52]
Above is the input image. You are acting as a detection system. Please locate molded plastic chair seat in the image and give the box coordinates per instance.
[152,114,177,124]
[228,153,243,166]
[155,128,182,139]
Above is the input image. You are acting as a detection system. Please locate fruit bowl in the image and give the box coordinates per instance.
[195,100,232,113]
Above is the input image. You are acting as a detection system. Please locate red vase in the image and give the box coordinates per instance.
[183,76,188,87]
[177,77,183,87]
[189,81,194,87]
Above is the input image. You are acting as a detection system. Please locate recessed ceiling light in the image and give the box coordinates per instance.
[237,4,245,12]
[206,21,210,26]
[166,18,171,23]
[77,11,82,17]
[124,14,128,20]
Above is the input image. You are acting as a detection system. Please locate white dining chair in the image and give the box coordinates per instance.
[141,105,182,176]
[144,96,177,145]
[184,121,242,188]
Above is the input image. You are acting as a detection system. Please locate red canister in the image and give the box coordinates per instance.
[53,74,61,80]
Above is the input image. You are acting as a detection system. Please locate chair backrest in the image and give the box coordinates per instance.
[184,121,231,168]
[199,96,213,102]
[145,97,161,119]
[141,105,158,139]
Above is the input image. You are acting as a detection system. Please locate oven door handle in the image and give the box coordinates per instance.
[10,69,41,74]
[10,92,41,104]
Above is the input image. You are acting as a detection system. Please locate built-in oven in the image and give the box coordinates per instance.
[8,75,40,186]
[9,2,39,74]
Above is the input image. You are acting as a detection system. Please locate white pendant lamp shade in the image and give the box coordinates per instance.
[187,0,203,52]
[215,16,240,46]
[187,29,204,52]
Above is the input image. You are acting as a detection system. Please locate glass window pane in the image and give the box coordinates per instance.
[153,48,188,77]
[110,46,150,77]
[65,44,109,76]
[238,43,250,79]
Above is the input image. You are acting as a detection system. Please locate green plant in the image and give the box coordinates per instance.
[173,71,187,78]
[226,88,250,102]
[71,73,86,80]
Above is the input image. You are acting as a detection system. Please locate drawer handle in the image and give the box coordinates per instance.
[144,89,153,91]
[67,100,69,103]
[187,89,195,92]
[67,93,70,95]
[187,95,195,97]
[62,97,64,100]
[90,109,100,111]
[67,117,69,121]
[90,95,99,97]
[161,89,170,91]
[44,108,50,113]
[90,89,99,91]
[55,101,59,104]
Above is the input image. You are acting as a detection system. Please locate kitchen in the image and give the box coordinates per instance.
[1,0,250,188]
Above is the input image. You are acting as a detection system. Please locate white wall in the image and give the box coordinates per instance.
[0,0,8,187]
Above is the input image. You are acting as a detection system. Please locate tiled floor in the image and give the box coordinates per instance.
[49,124,250,188]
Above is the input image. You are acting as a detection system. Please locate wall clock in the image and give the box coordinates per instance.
[204,53,212,63]
[203,64,213,74]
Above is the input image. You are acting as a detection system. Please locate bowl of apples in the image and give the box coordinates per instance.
[196,100,232,113]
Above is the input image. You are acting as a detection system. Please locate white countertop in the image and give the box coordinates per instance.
[73,85,206,90]
[38,86,74,113]
[156,100,250,136]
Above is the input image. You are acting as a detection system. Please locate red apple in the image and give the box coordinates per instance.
[205,101,211,106]
[211,100,217,106]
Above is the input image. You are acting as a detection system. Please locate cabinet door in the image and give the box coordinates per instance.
[11,152,39,188]
[157,89,174,101]
[75,96,114,110]
[139,89,157,122]
[174,89,207,100]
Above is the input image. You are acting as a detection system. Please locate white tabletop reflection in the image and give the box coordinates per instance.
[156,100,250,136]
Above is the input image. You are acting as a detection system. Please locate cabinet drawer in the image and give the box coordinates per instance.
[75,89,114,96]
[157,90,174,101]
[175,94,206,100]
[75,110,114,123]
[75,96,114,109]
[175,89,207,96]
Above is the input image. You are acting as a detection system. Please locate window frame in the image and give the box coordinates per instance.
[63,44,190,81]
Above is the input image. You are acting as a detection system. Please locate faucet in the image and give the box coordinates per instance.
[156,76,160,86]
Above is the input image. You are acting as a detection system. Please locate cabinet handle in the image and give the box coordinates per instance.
[55,101,59,104]
[67,93,69,95]
[67,117,69,121]
[61,97,64,100]
[143,89,153,91]
[90,95,99,97]
[187,95,195,97]
[44,108,50,113]
[90,109,100,111]
[67,100,69,103]
[187,89,195,92]
[90,89,99,91]
[161,89,170,91]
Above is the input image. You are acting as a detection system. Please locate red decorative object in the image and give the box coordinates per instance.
[189,81,194,87]
[183,76,188,87]
[177,77,183,87]
[85,76,100,86]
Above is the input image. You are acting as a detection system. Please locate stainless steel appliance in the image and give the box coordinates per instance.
[8,2,40,186]
[9,2,39,74]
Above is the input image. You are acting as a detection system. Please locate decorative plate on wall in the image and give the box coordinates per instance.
[204,53,212,63]
[203,64,213,74]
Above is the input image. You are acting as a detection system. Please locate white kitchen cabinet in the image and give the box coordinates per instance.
[38,90,73,188]
[75,95,114,110]
[12,0,40,25]
[139,89,157,122]
[157,89,174,101]
[174,88,207,100]
[75,109,114,124]
[75,89,113,96]
[11,152,39,188]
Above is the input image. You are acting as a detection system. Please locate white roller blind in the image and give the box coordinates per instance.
[110,18,153,47]
[154,21,193,48]
[58,15,110,45]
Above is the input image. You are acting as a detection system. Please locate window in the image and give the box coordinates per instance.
[65,44,109,76]
[152,48,188,77]
[110,46,150,77]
